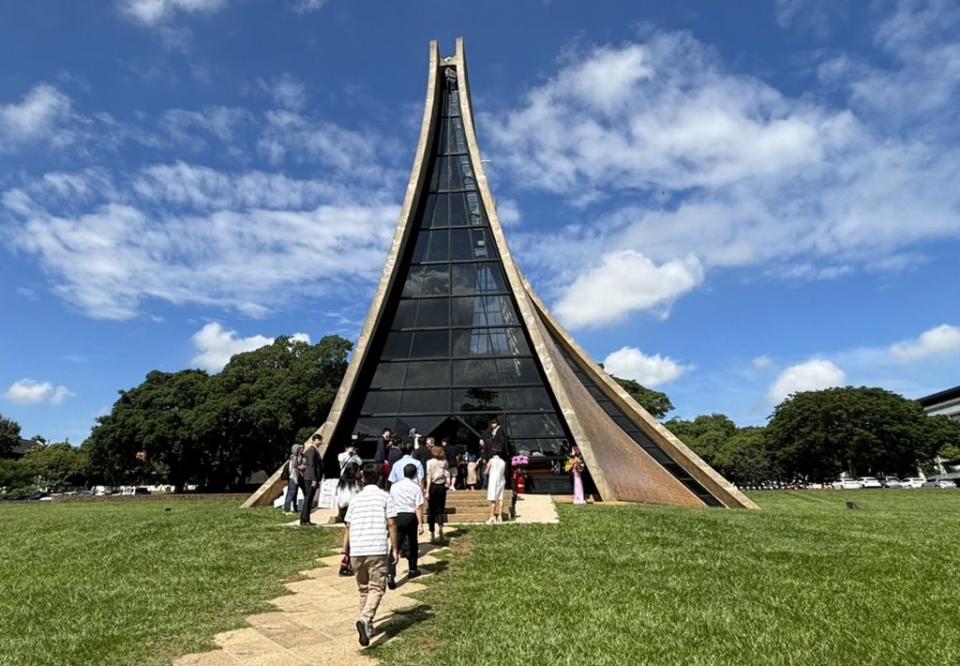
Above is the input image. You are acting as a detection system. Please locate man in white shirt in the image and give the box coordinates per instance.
[387,441,424,487]
[343,463,399,647]
[387,463,425,589]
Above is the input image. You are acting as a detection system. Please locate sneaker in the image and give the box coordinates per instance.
[356,619,370,647]
[495,515,503,523]
[485,517,495,525]
[408,569,422,579]
[387,575,397,590]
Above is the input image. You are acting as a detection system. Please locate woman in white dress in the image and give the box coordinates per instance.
[485,453,506,524]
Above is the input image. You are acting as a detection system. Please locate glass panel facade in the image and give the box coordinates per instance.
[334,66,572,462]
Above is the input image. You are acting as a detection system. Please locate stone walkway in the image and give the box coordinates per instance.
[512,493,560,524]
[173,541,452,666]
[174,495,560,665]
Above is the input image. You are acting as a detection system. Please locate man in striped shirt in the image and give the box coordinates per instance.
[343,462,399,646]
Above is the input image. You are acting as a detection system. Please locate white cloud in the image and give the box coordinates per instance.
[190,322,311,372]
[4,379,75,406]
[768,359,846,404]
[494,23,960,327]
[752,355,774,369]
[263,74,308,112]
[0,84,73,149]
[3,165,399,320]
[554,250,703,329]
[890,324,960,362]
[603,346,689,387]
[119,0,229,26]
[289,0,328,12]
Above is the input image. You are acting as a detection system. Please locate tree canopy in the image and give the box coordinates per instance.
[766,387,959,480]
[84,335,351,491]
[612,377,674,419]
[0,415,21,457]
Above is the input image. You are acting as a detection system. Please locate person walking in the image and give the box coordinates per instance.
[414,436,434,469]
[374,428,392,466]
[387,440,425,487]
[343,463,399,647]
[485,451,506,524]
[336,461,362,576]
[282,443,302,514]
[425,445,451,543]
[299,434,323,526]
[387,464,424,589]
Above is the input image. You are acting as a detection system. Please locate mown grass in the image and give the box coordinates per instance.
[375,491,960,666]
[0,500,337,666]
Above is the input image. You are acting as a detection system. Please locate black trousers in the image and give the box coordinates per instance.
[428,482,447,533]
[389,512,419,578]
[299,482,317,524]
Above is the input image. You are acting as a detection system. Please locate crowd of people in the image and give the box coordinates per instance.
[279,419,510,646]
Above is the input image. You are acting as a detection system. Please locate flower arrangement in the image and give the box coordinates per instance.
[564,455,584,474]
[511,455,529,468]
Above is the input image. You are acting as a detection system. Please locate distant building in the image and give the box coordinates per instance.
[918,386,960,423]
[7,439,40,460]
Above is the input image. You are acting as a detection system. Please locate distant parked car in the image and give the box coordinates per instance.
[882,478,902,488]
[900,478,925,489]
[833,479,864,490]
[859,477,882,489]
[923,478,957,489]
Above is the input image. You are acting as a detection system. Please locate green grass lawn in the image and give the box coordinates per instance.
[376,491,960,666]
[0,499,337,666]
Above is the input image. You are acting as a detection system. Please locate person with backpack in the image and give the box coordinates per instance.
[282,443,303,514]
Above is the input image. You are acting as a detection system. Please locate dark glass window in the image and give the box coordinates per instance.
[453,359,498,385]
[506,414,563,437]
[416,298,449,327]
[455,387,502,411]
[383,332,412,359]
[426,229,449,262]
[450,228,495,261]
[422,194,443,229]
[411,330,448,358]
[451,263,507,295]
[497,358,540,383]
[446,193,469,227]
[466,193,483,225]
[371,363,405,388]
[452,327,528,357]
[404,361,449,387]
[452,295,518,326]
[403,265,449,297]
[400,389,450,413]
[509,387,553,411]
[363,390,402,414]
[393,300,418,329]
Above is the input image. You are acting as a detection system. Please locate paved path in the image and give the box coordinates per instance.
[173,542,451,665]
[512,493,560,524]
[174,496,560,665]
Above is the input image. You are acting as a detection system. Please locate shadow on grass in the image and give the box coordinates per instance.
[373,604,436,645]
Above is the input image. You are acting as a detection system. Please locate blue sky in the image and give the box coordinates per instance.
[2,0,960,443]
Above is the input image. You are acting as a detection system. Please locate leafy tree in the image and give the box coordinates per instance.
[84,335,351,491]
[766,387,944,481]
[612,377,674,419]
[0,415,21,457]
[0,459,32,494]
[713,427,778,485]
[21,443,89,491]
[926,415,960,464]
[664,414,738,467]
